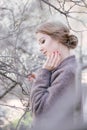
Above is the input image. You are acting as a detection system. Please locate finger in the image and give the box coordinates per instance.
[54,52,61,67]
[43,55,50,66]
[44,52,54,66]
[28,73,36,80]
[47,52,55,66]
[43,52,55,69]
[28,77,34,81]
[51,51,59,67]
[51,51,61,68]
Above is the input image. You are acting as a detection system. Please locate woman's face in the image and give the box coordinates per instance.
[36,33,60,56]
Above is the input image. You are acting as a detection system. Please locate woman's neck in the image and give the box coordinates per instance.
[61,48,71,62]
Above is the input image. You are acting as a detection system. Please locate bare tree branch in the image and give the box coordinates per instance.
[41,0,68,15]
[0,103,25,111]
[0,82,17,99]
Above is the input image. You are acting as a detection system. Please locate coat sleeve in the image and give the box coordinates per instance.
[30,68,75,116]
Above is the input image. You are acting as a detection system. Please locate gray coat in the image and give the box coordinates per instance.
[30,55,82,130]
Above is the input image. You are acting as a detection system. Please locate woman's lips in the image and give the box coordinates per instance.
[43,51,47,55]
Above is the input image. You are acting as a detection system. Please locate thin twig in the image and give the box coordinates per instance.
[0,103,25,111]
[0,82,18,99]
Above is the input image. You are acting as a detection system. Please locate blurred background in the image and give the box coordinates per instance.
[0,0,87,129]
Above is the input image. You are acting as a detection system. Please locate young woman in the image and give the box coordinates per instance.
[30,21,81,130]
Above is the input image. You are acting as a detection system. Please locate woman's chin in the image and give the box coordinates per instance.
[44,54,47,57]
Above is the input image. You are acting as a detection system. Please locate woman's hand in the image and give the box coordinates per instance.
[28,73,36,82]
[43,51,61,71]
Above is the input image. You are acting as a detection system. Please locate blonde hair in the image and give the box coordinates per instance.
[36,21,78,49]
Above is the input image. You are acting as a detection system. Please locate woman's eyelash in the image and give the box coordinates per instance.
[41,40,45,44]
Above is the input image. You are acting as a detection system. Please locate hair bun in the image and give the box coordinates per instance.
[68,35,78,49]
